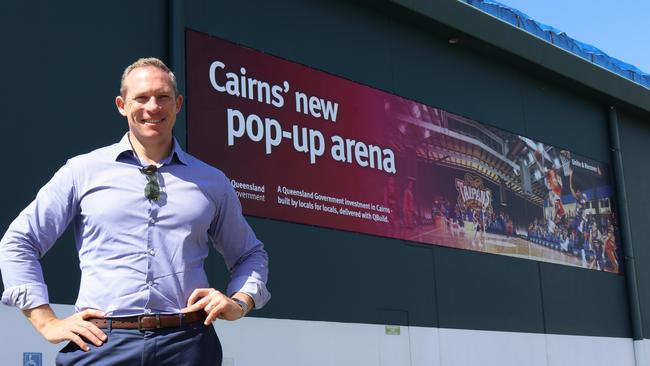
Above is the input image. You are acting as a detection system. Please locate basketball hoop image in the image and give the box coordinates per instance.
[559,150,571,177]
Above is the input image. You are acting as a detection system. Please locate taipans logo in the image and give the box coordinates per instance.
[455,174,492,210]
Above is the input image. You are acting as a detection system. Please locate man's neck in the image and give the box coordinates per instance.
[128,133,173,165]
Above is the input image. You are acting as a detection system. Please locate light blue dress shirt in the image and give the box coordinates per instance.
[0,133,270,316]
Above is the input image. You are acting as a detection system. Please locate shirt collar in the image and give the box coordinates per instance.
[113,132,188,166]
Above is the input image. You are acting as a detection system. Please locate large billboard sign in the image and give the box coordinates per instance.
[186,30,621,273]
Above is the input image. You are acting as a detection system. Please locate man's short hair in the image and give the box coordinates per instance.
[120,57,178,97]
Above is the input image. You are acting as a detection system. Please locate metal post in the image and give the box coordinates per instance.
[608,106,645,365]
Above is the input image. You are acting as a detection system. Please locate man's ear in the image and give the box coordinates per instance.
[175,94,184,114]
[115,96,127,116]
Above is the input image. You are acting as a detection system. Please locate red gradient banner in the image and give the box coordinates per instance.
[186,30,622,273]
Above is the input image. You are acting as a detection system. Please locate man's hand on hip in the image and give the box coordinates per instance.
[23,304,106,352]
[181,288,251,324]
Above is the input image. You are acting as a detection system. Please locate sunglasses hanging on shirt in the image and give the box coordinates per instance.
[140,165,161,201]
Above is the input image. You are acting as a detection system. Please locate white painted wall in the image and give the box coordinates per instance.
[0,304,638,366]
[1,303,73,365]
[634,339,650,366]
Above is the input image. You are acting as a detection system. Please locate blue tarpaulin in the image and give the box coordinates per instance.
[463,0,650,89]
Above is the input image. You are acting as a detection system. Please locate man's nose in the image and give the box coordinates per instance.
[145,97,162,111]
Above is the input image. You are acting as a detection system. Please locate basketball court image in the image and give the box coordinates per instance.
[384,101,621,273]
[407,220,585,268]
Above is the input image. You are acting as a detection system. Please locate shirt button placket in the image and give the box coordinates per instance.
[144,202,157,311]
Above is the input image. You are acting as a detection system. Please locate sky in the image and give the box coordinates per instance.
[495,0,650,74]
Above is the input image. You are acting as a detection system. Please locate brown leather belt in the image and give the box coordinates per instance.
[89,311,205,330]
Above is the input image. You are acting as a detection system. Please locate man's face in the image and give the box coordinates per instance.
[115,66,183,146]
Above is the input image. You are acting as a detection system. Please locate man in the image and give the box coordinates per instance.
[603,224,619,273]
[0,58,270,365]
[532,145,566,231]
[568,169,589,264]
[402,179,416,229]
[471,207,485,249]
[588,221,605,271]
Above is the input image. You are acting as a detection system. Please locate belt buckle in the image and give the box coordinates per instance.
[137,314,162,331]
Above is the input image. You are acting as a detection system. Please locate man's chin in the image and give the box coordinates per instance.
[130,130,172,144]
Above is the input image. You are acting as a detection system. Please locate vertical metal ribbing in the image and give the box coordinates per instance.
[168,0,187,149]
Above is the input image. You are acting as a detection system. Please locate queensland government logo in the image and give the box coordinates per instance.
[455,174,492,210]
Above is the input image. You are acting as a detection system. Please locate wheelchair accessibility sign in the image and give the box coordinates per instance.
[23,352,42,366]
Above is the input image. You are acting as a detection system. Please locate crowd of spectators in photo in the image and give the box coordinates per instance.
[527,217,569,250]
[386,182,619,272]
[526,210,619,272]
[428,197,514,237]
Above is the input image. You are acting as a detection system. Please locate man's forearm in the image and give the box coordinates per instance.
[22,304,58,332]
[22,304,107,351]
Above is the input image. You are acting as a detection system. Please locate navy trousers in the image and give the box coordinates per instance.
[55,322,222,366]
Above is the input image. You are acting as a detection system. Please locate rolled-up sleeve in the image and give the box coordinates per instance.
[0,162,78,309]
[209,178,270,309]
